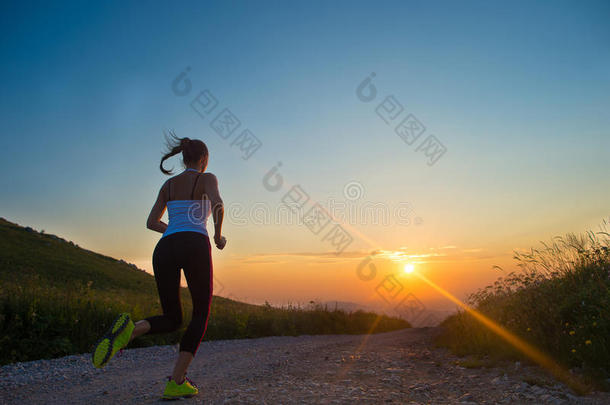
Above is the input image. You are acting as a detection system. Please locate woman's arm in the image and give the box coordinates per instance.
[203,173,225,249]
[146,182,169,233]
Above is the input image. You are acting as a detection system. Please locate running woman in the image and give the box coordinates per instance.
[92,132,225,400]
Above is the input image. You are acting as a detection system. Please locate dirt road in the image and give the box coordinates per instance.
[1,327,609,404]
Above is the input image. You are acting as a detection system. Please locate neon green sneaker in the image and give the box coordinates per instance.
[91,312,134,368]
[162,375,199,400]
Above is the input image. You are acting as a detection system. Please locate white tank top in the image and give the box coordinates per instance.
[161,170,212,238]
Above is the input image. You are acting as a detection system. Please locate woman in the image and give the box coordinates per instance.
[92,132,225,400]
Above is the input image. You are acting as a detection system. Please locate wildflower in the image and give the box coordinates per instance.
[569,331,575,335]
[571,349,576,353]
[585,340,592,345]
[565,322,569,327]
[526,327,531,332]
[593,322,597,326]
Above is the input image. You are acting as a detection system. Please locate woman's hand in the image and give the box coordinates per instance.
[214,235,227,250]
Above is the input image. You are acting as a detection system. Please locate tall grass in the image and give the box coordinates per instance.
[437,220,610,389]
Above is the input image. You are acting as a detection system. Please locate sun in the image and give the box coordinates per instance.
[403,263,415,274]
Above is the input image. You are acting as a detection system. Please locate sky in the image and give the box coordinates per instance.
[1,1,609,317]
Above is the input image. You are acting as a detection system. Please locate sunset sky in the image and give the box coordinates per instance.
[1,1,609,315]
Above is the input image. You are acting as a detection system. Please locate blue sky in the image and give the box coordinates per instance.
[1,1,609,305]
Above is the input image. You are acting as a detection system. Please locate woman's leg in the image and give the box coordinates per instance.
[170,234,213,383]
[129,320,151,343]
[143,236,184,336]
[171,352,194,384]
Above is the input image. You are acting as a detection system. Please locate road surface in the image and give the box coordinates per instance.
[1,327,609,404]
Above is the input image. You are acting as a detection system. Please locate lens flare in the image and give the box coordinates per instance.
[404,263,415,273]
[412,271,587,393]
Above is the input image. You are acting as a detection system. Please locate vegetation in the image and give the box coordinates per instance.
[0,218,409,365]
[437,220,610,390]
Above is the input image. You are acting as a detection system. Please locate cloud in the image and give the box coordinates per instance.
[235,250,371,264]
[239,258,287,264]
[234,246,496,265]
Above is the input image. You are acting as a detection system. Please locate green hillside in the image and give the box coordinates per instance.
[0,218,409,365]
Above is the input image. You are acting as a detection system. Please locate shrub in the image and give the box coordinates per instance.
[437,220,610,389]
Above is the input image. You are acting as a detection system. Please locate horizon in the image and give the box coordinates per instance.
[1,1,609,321]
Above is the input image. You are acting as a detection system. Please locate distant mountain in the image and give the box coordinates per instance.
[320,300,376,313]
[320,300,453,327]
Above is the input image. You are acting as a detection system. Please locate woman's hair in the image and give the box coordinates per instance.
[160,130,209,175]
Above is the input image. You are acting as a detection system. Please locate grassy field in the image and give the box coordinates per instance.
[0,218,410,365]
[437,221,610,390]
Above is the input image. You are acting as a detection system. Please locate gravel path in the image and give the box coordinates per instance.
[1,327,609,404]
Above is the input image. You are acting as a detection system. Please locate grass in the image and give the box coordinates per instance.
[0,217,410,365]
[437,219,610,391]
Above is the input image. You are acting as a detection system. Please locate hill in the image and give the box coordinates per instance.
[0,218,409,365]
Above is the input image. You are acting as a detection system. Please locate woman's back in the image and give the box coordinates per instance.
[163,169,213,238]
[166,169,210,201]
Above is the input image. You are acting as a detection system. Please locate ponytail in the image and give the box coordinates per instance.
[159,130,209,175]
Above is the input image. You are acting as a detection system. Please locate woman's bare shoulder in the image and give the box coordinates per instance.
[160,176,174,188]
[158,175,177,195]
[201,172,218,183]
[163,172,184,184]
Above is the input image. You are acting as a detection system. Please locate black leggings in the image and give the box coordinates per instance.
[145,231,213,355]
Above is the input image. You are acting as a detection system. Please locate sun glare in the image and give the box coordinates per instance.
[403,263,415,274]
